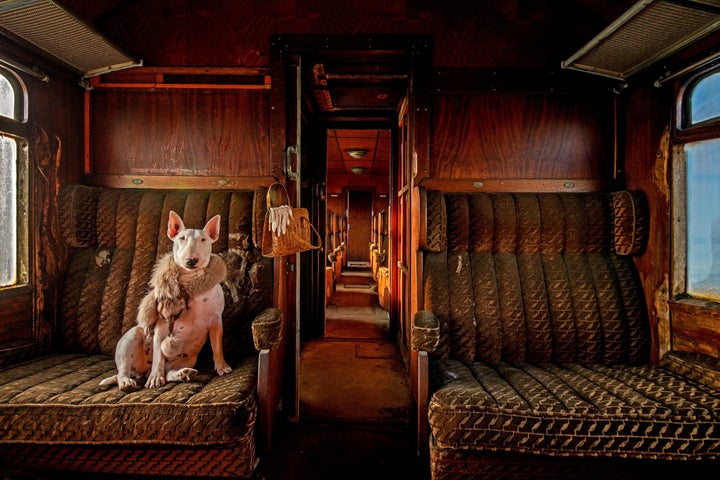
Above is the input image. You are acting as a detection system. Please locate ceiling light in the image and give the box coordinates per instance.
[346,148,369,159]
[350,166,367,174]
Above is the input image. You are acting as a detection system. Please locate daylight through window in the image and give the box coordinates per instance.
[679,68,720,302]
[0,70,26,288]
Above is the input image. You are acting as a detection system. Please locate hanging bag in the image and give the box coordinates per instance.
[261,183,322,257]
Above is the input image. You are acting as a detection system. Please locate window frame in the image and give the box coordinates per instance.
[0,67,30,298]
[672,65,720,303]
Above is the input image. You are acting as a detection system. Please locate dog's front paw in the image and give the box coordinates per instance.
[146,372,166,389]
[215,362,232,376]
[178,367,198,382]
[117,376,137,391]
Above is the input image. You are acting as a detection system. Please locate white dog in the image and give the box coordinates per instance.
[100,211,231,391]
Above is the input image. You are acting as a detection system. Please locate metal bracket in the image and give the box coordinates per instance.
[283,145,299,181]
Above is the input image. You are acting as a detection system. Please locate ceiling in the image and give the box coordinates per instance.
[308,51,407,181]
[327,128,391,179]
[304,50,410,123]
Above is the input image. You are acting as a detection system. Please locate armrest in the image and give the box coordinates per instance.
[411,310,439,460]
[254,307,283,455]
[251,307,283,351]
[411,310,440,353]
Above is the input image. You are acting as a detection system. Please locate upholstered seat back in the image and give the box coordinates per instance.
[420,190,649,366]
[57,185,273,365]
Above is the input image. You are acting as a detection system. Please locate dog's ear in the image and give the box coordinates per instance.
[204,215,221,243]
[168,210,185,240]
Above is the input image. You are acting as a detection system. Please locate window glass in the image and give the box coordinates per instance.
[0,74,14,119]
[0,135,17,287]
[686,138,720,301]
[689,71,720,126]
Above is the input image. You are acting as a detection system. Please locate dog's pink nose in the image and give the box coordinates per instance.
[185,257,199,268]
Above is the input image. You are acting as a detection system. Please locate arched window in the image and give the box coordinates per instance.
[0,73,16,119]
[0,68,28,288]
[687,70,720,127]
[674,67,720,302]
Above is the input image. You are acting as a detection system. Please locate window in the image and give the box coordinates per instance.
[676,69,720,302]
[687,71,720,127]
[0,69,28,289]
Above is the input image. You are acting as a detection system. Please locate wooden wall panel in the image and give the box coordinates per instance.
[91,90,270,177]
[429,93,613,181]
[0,39,84,360]
[60,1,636,70]
[623,82,672,364]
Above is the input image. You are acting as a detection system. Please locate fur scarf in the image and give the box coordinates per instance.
[137,252,227,335]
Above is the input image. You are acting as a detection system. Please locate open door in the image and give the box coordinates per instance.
[269,47,304,419]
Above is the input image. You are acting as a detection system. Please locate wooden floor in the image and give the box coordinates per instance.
[258,262,425,479]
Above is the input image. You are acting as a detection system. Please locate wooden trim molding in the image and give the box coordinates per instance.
[88,66,271,91]
[669,298,720,357]
[418,178,608,192]
[83,174,277,190]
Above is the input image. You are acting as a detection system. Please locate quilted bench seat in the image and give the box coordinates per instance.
[412,190,720,479]
[0,184,282,478]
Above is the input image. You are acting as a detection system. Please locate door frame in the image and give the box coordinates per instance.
[270,34,431,419]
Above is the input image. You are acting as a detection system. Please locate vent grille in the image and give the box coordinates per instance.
[0,0,139,76]
[562,0,720,80]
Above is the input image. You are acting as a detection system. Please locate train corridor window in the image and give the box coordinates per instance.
[0,69,28,289]
[676,69,720,302]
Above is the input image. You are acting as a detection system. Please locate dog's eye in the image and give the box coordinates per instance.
[201,238,206,242]
[179,236,186,241]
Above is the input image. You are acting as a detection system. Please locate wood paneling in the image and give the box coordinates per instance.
[670,300,720,357]
[623,81,672,363]
[57,1,637,70]
[347,190,372,262]
[90,90,271,177]
[0,38,84,357]
[430,93,613,182]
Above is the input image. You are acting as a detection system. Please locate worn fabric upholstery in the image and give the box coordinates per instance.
[418,191,720,478]
[0,185,275,478]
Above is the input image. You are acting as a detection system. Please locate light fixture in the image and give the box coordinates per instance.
[350,166,367,175]
[346,148,369,159]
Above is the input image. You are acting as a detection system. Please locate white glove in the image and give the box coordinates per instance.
[269,205,293,235]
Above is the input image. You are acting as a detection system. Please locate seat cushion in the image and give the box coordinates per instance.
[428,358,720,460]
[0,353,257,446]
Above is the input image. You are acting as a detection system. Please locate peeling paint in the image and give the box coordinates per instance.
[653,126,670,200]
[654,274,671,357]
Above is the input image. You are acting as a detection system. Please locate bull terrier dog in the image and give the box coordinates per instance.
[100,211,231,391]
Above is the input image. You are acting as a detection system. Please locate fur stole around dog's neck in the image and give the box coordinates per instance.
[137,252,227,334]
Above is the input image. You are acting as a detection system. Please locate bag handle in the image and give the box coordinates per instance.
[266,182,291,209]
[297,216,322,250]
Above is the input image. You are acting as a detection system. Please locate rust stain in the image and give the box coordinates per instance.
[653,126,670,200]
[654,274,671,358]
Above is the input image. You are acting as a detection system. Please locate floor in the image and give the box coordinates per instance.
[258,261,425,480]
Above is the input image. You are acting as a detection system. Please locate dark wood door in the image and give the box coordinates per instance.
[347,190,372,262]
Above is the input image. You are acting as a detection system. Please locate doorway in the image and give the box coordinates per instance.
[265,34,432,478]
[324,128,392,339]
[270,34,430,426]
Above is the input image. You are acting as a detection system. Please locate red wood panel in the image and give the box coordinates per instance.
[90,90,271,177]
[347,190,372,262]
[430,93,613,181]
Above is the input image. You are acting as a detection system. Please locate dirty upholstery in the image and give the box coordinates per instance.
[0,185,279,478]
[413,190,720,479]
